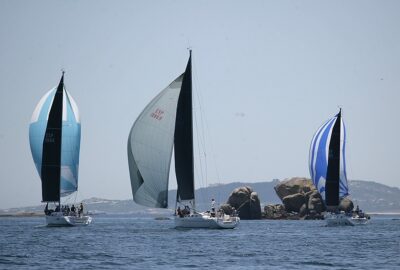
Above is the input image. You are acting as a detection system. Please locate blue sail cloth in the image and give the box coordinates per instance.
[309,113,349,201]
[29,87,81,197]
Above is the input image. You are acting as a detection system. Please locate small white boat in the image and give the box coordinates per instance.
[350,215,369,225]
[46,211,92,227]
[174,212,239,229]
[325,212,369,226]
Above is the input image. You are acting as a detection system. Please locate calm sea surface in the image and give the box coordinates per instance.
[0,214,399,269]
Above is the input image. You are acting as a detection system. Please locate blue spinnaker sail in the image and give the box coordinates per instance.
[29,78,81,199]
[309,111,348,201]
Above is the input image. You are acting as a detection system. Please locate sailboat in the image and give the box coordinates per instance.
[29,72,92,226]
[127,51,239,229]
[309,109,368,226]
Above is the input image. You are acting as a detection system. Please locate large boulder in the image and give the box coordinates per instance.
[299,203,308,217]
[307,190,326,213]
[282,193,306,212]
[274,177,316,201]
[339,197,354,213]
[227,186,261,219]
[273,177,327,219]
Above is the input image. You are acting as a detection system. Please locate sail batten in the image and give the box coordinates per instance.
[309,110,348,205]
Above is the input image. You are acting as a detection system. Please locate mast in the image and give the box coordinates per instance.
[41,73,64,203]
[174,50,195,208]
[325,109,341,210]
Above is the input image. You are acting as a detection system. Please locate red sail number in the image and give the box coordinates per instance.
[151,108,164,120]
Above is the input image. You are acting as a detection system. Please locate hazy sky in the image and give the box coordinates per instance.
[1,0,399,208]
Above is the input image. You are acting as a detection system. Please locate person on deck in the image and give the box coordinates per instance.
[210,199,216,217]
[44,203,49,215]
[79,203,84,217]
[232,207,237,217]
[211,198,216,212]
[71,204,76,215]
[183,206,190,216]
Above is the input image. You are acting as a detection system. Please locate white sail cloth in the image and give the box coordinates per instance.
[128,75,183,208]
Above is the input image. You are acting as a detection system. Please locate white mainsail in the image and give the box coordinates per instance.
[127,75,183,208]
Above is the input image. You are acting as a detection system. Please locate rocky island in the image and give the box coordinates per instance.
[220,186,262,219]
[223,177,357,220]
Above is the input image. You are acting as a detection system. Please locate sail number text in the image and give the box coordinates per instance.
[151,109,164,121]
[45,132,55,143]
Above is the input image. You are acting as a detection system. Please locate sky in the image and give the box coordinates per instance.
[0,0,399,208]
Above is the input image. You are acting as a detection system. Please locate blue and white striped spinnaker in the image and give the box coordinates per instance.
[29,76,81,199]
[308,111,349,201]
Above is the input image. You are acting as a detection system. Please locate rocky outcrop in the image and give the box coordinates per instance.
[282,193,306,212]
[264,177,357,219]
[264,177,326,220]
[219,203,234,215]
[274,177,315,200]
[299,203,308,217]
[339,197,354,213]
[263,204,302,220]
[227,186,261,219]
[227,178,356,220]
[307,190,325,214]
[263,204,287,219]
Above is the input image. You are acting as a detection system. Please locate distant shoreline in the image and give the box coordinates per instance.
[368,212,400,215]
[0,212,44,217]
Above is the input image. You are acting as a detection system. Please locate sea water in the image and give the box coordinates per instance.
[0,215,399,269]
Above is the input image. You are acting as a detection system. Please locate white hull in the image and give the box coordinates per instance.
[46,212,92,227]
[350,216,369,225]
[175,212,239,229]
[325,212,370,226]
[325,212,354,226]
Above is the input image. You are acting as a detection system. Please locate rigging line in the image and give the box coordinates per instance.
[193,113,204,185]
[193,80,207,206]
[192,58,223,203]
[192,68,207,179]
[344,127,352,191]
[192,58,211,208]
[192,58,208,183]
[192,61,219,183]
